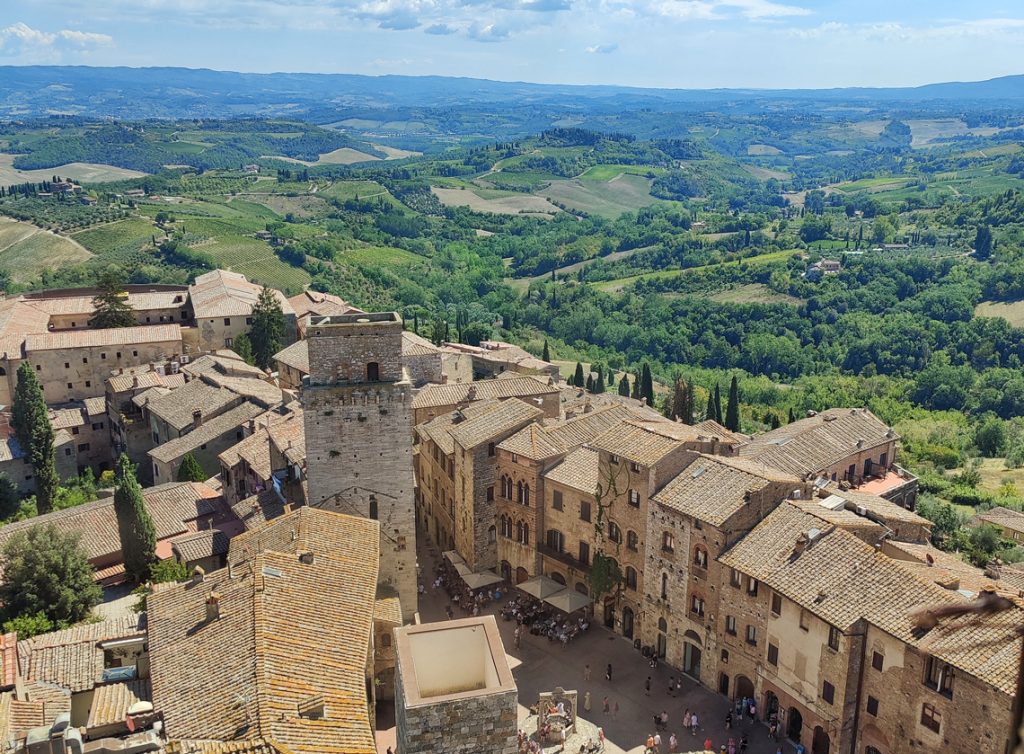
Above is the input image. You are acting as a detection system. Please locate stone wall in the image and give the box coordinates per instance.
[395,674,518,754]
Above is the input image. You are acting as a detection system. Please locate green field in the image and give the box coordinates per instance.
[709,283,803,306]
[70,217,156,256]
[341,245,427,270]
[594,249,801,292]
[0,218,93,281]
[539,173,667,220]
[431,186,559,216]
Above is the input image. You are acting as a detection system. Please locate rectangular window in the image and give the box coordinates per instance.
[609,454,619,464]
[745,625,757,646]
[630,461,640,473]
[67,383,73,389]
[64,448,72,456]
[690,596,704,617]
[747,577,758,597]
[828,626,841,651]
[580,500,591,522]
[223,317,231,326]
[82,357,88,364]
[771,593,782,616]
[487,442,495,457]
[64,362,70,369]
[872,651,884,672]
[767,643,778,666]
[867,696,879,717]
[553,490,563,511]
[77,443,90,452]
[85,381,91,388]
[486,486,494,502]
[725,616,737,635]
[662,532,674,553]
[730,569,741,588]
[822,680,835,705]
[246,317,253,325]
[921,703,941,734]
[101,353,107,360]
[72,427,80,435]
[799,609,810,631]
[579,542,590,566]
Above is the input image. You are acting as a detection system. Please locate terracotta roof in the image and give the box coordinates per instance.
[787,497,888,544]
[2,694,44,741]
[219,425,275,479]
[83,396,106,416]
[171,529,231,563]
[86,678,151,730]
[190,270,295,319]
[498,404,643,461]
[287,290,359,320]
[0,298,50,339]
[49,407,85,430]
[401,330,441,357]
[273,340,308,374]
[720,502,1024,696]
[184,354,267,381]
[132,386,171,408]
[652,454,800,526]
[374,597,403,625]
[740,407,895,477]
[25,290,186,317]
[266,415,304,467]
[544,447,600,495]
[17,616,145,693]
[590,419,690,466]
[164,739,294,754]
[148,507,379,754]
[0,632,17,689]
[0,482,221,564]
[108,367,166,394]
[149,402,265,464]
[883,540,1001,595]
[974,506,1024,534]
[448,398,543,450]
[692,419,749,446]
[229,488,287,531]
[146,380,241,431]
[414,399,508,457]
[820,485,932,528]
[25,324,182,351]
[0,437,24,463]
[411,376,558,410]
[202,374,283,409]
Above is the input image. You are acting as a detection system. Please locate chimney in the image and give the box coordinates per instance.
[132,376,140,389]
[466,385,478,402]
[793,532,809,556]
[205,592,221,622]
[583,400,593,414]
[193,409,203,426]
[191,566,205,584]
[298,551,314,565]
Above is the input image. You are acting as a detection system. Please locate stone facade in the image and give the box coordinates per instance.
[416,433,457,552]
[495,450,548,583]
[302,313,417,621]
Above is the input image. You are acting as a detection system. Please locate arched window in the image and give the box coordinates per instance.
[523,484,530,506]
[368,496,378,520]
[694,545,708,569]
[0,367,6,377]
[551,572,566,586]
[488,525,496,543]
[662,531,675,553]
[658,617,667,632]
[522,523,529,545]
[626,530,639,551]
[516,521,523,542]
[517,481,524,503]
[575,582,589,596]
[366,362,379,381]
[546,529,564,553]
[661,572,669,599]
[625,566,637,590]
[608,521,622,544]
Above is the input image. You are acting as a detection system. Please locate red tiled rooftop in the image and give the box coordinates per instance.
[857,470,913,496]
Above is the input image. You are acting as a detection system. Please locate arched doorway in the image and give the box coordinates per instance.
[764,690,779,722]
[718,673,729,696]
[656,617,668,658]
[622,607,634,639]
[735,675,754,701]
[500,561,511,582]
[515,567,529,584]
[682,630,702,679]
[603,600,615,629]
[787,708,803,743]
[812,727,830,754]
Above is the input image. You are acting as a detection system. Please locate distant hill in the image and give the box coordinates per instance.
[1,65,1023,121]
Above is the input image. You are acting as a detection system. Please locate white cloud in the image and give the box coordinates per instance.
[0,21,56,48]
[638,0,808,22]
[0,22,112,60]
[58,29,114,45]
[586,42,617,53]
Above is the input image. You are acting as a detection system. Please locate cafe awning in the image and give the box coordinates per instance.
[515,575,566,600]
[543,588,591,614]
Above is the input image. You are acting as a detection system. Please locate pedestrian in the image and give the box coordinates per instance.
[386,748,393,754]
[645,676,651,696]
[653,732,662,752]
[727,737,736,754]
[646,734,655,753]
[584,691,592,712]
[748,702,756,723]
[445,605,453,619]
[739,735,748,754]
[584,663,591,681]
[614,701,620,718]
[606,663,612,681]
[669,732,678,752]
[683,710,691,730]
[691,711,699,736]
[514,626,521,649]
[725,711,732,729]
[734,698,742,716]
[668,676,675,697]
[704,737,713,752]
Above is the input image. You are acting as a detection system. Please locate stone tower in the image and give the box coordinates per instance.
[301,312,417,620]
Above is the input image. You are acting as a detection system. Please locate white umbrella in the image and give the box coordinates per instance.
[516,575,565,600]
[543,588,592,614]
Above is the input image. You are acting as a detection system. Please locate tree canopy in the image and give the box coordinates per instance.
[114,455,157,583]
[12,363,58,514]
[90,268,137,329]
[177,452,207,482]
[250,285,285,370]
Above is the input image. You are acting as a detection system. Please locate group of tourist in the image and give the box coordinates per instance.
[432,560,502,619]
[501,595,590,645]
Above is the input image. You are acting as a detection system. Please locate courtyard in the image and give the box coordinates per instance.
[375,539,793,754]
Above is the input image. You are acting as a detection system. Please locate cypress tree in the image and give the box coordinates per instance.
[705,386,717,422]
[608,371,616,389]
[114,455,157,584]
[671,378,686,421]
[770,413,781,429]
[788,407,796,424]
[641,364,654,407]
[177,452,206,482]
[585,375,595,392]
[542,340,551,362]
[89,269,136,329]
[249,285,285,370]
[232,333,255,365]
[573,362,585,387]
[12,363,58,514]
[631,372,641,400]
[684,380,695,425]
[594,371,605,394]
[725,375,740,432]
[713,384,723,424]
[618,375,630,396]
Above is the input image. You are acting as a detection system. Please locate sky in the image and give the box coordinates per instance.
[2,1,1024,89]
